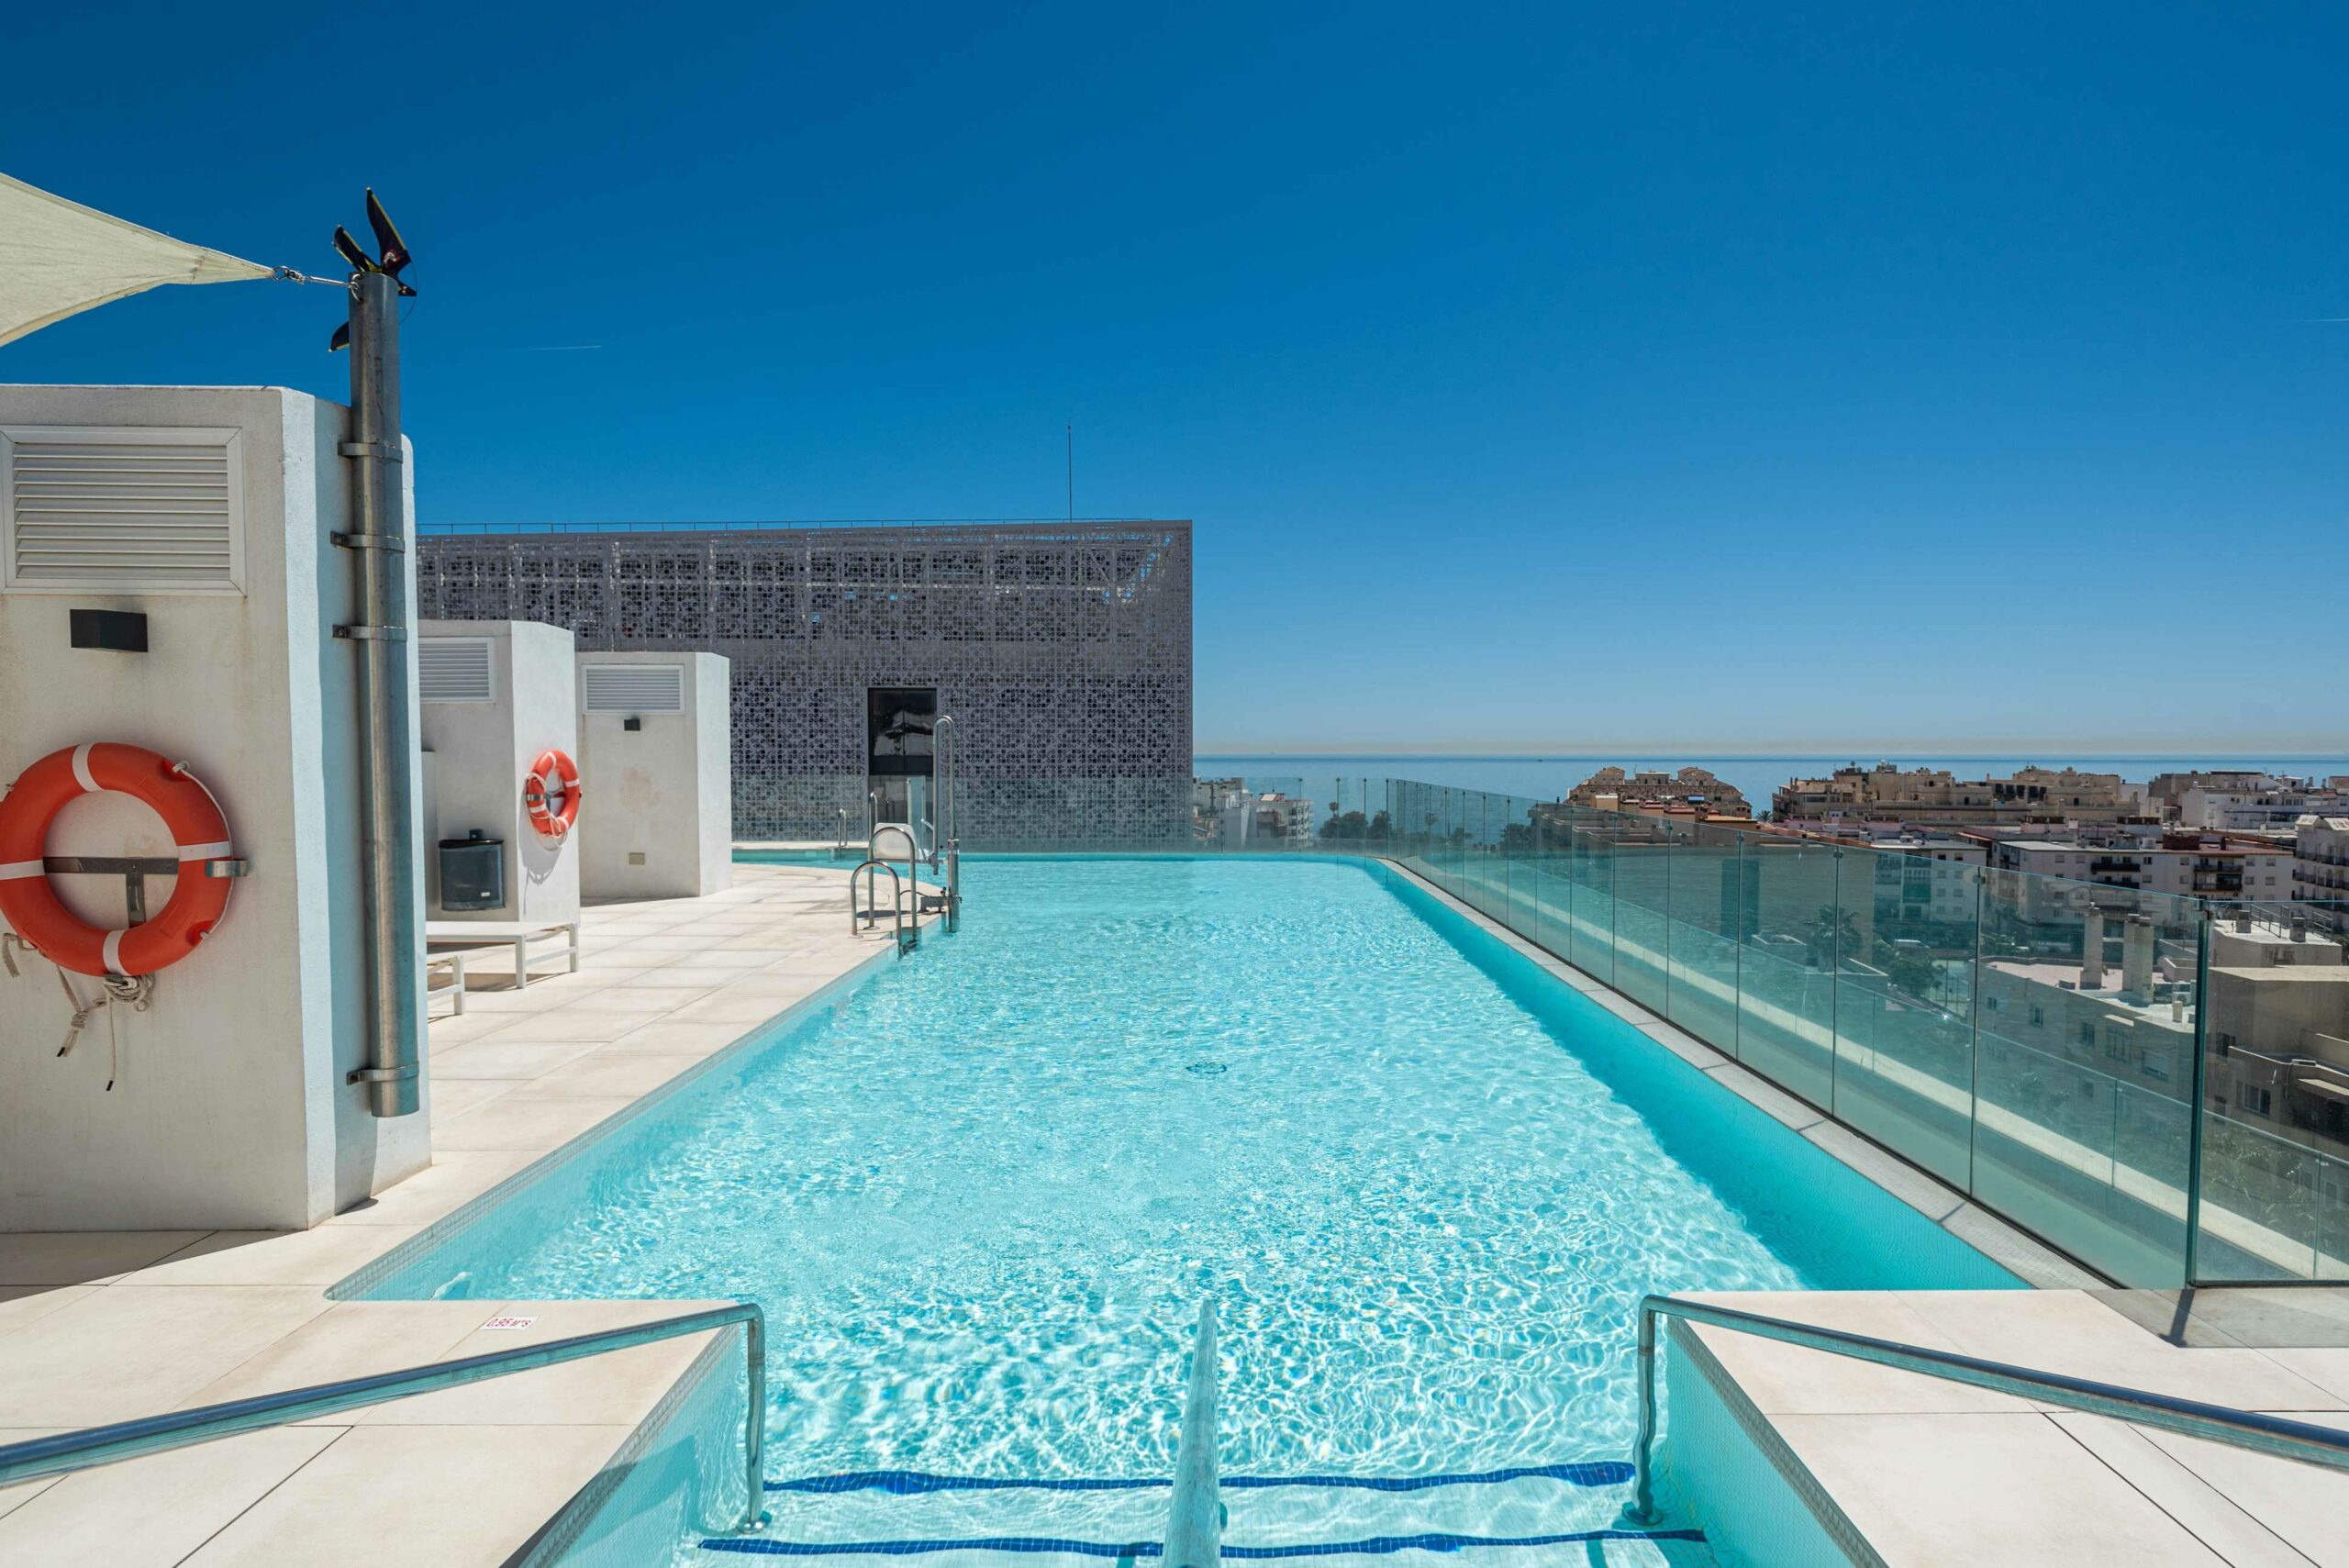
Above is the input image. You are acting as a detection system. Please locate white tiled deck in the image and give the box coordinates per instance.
[0,862,899,1566]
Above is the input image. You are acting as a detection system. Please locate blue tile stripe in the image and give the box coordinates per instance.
[699,1528,1704,1557]
[766,1462,1634,1496]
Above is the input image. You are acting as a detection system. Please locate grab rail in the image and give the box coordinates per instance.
[1627,1293,2349,1525]
[870,823,923,941]
[0,1302,768,1530]
[1163,1298,1221,1568]
[850,858,912,950]
[933,716,960,932]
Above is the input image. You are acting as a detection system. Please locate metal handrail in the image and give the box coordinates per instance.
[850,857,911,951]
[1627,1293,2349,1524]
[1163,1298,1221,1568]
[933,716,960,933]
[0,1302,768,1531]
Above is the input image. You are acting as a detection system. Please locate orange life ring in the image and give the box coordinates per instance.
[0,743,237,978]
[524,748,582,839]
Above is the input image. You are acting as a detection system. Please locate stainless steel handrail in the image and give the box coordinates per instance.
[850,857,912,951]
[1163,1298,1221,1568]
[1627,1293,2349,1524]
[0,1302,768,1530]
[871,823,924,945]
[933,716,960,932]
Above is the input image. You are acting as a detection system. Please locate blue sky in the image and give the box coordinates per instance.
[5,4,2344,754]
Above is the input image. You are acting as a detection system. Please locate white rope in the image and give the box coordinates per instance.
[24,950,149,1091]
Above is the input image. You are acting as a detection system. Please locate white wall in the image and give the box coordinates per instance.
[575,651,733,900]
[417,619,581,924]
[0,385,430,1230]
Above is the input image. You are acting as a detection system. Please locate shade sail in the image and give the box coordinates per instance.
[0,172,273,348]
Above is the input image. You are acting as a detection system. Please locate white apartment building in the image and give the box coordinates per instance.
[2177,780,2349,832]
[2298,816,2349,904]
[1865,836,1987,925]
[1992,834,2294,912]
[1772,762,2145,828]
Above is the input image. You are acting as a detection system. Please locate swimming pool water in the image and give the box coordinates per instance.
[366,857,2011,1487]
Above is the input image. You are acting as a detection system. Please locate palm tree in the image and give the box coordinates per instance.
[1808,906,1861,968]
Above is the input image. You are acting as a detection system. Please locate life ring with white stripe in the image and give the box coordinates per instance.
[0,743,237,978]
[523,748,581,839]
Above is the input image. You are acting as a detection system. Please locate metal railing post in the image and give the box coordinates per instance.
[2185,904,2213,1284]
[1628,1298,1661,1523]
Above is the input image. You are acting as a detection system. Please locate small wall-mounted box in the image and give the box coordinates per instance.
[70,608,149,651]
[437,830,506,911]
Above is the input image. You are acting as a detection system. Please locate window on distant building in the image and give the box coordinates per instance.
[2030,1004,2045,1028]
[2243,1084,2274,1118]
[2080,1020,2098,1047]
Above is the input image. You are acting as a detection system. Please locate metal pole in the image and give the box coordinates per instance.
[342,269,421,1118]
[2184,904,2212,1284]
[744,1311,769,1529]
[1627,1303,1660,1524]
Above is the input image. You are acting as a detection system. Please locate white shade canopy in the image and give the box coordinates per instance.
[0,172,273,348]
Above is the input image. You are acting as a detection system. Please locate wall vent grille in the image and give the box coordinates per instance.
[418,638,495,702]
[2,427,244,594]
[584,663,685,713]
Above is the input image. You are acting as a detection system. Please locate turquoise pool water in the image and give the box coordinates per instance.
[363,856,2009,1493]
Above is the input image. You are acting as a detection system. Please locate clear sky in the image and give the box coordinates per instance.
[5,4,2343,755]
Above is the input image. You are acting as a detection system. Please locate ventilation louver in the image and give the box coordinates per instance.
[583,663,685,714]
[417,638,495,703]
[2,427,243,593]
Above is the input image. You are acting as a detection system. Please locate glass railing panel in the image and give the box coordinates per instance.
[1609,834,1672,1016]
[1565,814,1617,985]
[1734,838,1840,1109]
[1664,824,1742,1054]
[2192,900,2349,1281]
[1970,872,2194,1288]
[1826,845,1978,1189]
[1524,809,1574,962]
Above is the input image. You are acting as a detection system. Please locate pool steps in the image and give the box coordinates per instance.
[693,1464,1709,1565]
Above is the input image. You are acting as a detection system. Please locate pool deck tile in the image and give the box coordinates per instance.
[1682,1287,2349,1568]
[175,1423,640,1568]
[0,862,895,1567]
[0,1230,211,1286]
[0,1424,346,1566]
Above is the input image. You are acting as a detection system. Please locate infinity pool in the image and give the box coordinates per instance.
[361,856,2009,1493]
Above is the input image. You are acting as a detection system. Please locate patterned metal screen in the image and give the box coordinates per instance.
[415,521,1193,845]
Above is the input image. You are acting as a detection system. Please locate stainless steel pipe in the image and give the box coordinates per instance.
[343,270,422,1117]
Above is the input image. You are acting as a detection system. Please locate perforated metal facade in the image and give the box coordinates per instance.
[414,522,1192,846]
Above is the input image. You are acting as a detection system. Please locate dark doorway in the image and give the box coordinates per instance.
[867,687,938,777]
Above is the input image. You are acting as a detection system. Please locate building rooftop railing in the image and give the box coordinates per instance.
[416,517,1189,537]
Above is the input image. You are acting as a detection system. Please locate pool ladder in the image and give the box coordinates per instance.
[851,822,948,952]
